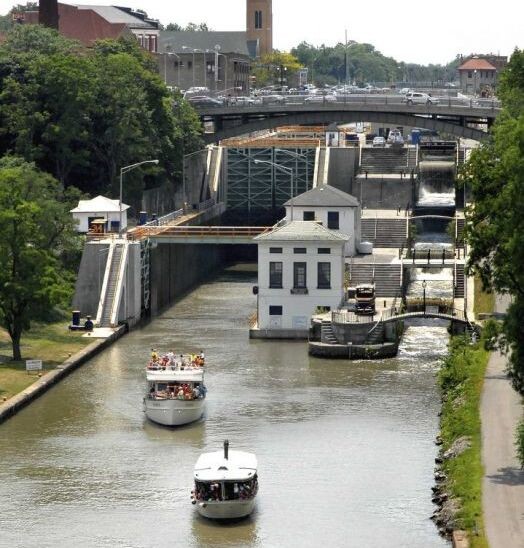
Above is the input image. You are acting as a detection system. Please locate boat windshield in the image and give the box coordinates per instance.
[193,476,258,502]
[147,381,206,400]
[356,287,374,298]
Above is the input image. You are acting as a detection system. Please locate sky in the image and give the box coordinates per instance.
[1,0,523,65]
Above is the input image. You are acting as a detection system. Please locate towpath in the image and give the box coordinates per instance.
[481,294,524,548]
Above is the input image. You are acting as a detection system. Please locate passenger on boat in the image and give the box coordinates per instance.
[151,349,159,362]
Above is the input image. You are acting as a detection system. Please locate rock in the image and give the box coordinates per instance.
[443,436,471,460]
[435,456,443,464]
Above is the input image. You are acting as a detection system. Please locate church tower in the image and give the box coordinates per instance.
[246,0,273,57]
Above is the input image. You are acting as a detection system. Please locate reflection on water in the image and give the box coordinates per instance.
[0,265,448,548]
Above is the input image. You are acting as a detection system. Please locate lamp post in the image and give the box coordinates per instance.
[253,159,294,220]
[119,159,159,236]
[163,50,181,87]
[422,279,427,316]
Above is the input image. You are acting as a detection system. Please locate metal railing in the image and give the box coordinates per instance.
[331,310,376,324]
[142,208,184,227]
[129,225,270,239]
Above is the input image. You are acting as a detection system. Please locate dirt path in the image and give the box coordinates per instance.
[481,295,524,547]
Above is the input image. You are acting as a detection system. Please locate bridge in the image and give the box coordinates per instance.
[194,94,500,143]
[128,224,270,244]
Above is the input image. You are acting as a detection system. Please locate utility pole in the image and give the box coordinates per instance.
[39,0,59,29]
[345,29,349,87]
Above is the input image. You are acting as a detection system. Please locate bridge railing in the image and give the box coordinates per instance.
[195,93,501,112]
[129,225,270,239]
[142,208,184,227]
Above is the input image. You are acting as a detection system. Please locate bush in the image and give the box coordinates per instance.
[516,419,524,469]
[482,319,501,351]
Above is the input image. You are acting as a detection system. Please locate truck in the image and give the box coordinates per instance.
[355,283,376,315]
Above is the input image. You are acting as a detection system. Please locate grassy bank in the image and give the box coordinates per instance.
[437,335,490,547]
[474,276,495,315]
[0,322,92,401]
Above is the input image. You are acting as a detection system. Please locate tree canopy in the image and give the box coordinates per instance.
[0,25,202,209]
[252,51,303,88]
[0,157,81,360]
[462,48,524,392]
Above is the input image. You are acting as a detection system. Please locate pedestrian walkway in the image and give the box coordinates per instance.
[481,294,524,548]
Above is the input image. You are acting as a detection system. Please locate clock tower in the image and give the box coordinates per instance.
[246,0,273,57]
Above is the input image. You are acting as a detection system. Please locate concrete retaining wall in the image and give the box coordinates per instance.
[327,148,359,194]
[354,176,413,209]
[309,340,399,359]
[0,326,126,425]
[249,328,309,340]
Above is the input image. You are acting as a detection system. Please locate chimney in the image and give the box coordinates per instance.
[39,0,59,30]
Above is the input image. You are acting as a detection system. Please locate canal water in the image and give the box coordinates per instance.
[0,265,449,548]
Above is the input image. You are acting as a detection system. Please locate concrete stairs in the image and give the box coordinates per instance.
[321,320,339,344]
[361,218,407,248]
[99,244,123,327]
[454,264,465,298]
[360,148,409,174]
[364,322,385,344]
[456,217,465,246]
[348,263,402,297]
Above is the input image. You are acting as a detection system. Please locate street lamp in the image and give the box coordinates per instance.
[253,159,294,220]
[422,279,427,316]
[119,159,159,236]
[164,49,181,88]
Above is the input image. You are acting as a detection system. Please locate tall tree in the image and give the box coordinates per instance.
[462,48,524,392]
[0,157,80,360]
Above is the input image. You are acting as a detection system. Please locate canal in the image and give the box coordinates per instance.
[0,265,449,547]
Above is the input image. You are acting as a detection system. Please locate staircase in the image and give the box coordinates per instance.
[321,320,339,344]
[98,243,124,327]
[314,147,329,186]
[348,263,402,297]
[360,148,409,174]
[406,147,418,171]
[456,217,465,246]
[454,264,465,298]
[364,322,385,344]
[361,218,407,248]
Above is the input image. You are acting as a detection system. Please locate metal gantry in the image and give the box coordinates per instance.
[225,147,316,214]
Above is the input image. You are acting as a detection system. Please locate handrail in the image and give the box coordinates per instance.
[142,208,184,227]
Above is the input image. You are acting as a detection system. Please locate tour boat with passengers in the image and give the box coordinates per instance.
[143,351,206,426]
[191,440,258,520]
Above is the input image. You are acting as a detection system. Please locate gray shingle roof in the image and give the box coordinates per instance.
[284,185,360,208]
[76,5,156,28]
[255,221,349,242]
[158,31,251,56]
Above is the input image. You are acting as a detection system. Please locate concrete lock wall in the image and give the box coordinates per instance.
[72,241,110,317]
[149,243,224,316]
[354,176,413,209]
[327,148,359,195]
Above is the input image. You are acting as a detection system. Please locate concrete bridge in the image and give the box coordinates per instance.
[381,309,470,324]
[194,94,501,143]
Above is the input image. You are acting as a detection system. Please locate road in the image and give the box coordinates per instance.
[481,294,524,548]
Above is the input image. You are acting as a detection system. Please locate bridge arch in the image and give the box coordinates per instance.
[203,110,489,144]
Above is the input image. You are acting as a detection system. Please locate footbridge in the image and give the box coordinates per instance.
[128,224,270,244]
[195,95,501,143]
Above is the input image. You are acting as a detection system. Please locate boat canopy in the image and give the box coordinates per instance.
[146,369,204,383]
[194,450,258,482]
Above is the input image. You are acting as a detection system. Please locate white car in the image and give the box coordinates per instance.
[372,136,386,147]
[304,94,337,103]
[403,91,439,105]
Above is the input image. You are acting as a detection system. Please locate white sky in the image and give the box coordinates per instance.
[1,0,523,65]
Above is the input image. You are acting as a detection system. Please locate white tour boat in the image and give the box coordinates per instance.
[191,440,258,520]
[143,352,206,426]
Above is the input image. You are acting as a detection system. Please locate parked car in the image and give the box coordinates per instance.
[304,94,337,103]
[372,136,386,147]
[387,129,404,147]
[402,91,439,105]
[187,95,223,107]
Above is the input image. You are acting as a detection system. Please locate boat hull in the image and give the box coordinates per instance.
[196,498,256,520]
[144,398,205,426]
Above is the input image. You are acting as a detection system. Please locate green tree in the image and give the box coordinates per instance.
[462,48,524,392]
[0,157,80,360]
[252,51,303,88]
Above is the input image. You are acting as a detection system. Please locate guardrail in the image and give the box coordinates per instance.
[142,208,184,227]
[129,225,270,239]
[193,93,501,112]
[331,311,376,324]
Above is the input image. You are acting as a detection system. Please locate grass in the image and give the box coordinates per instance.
[0,322,93,402]
[474,276,495,315]
[438,335,490,548]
